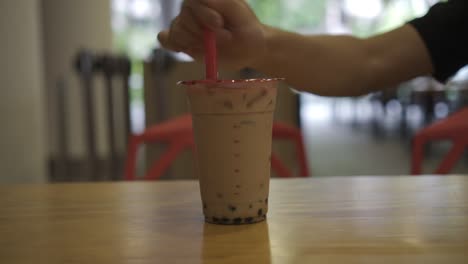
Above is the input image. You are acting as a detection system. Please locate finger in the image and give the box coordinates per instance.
[178,5,203,39]
[169,18,200,51]
[157,30,175,50]
[184,0,223,30]
[157,30,184,52]
[214,27,233,44]
[183,1,234,44]
[185,46,204,60]
[158,14,199,53]
[199,0,254,28]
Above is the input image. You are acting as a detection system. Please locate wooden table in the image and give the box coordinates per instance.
[1,176,468,263]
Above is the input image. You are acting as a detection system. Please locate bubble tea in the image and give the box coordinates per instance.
[181,78,280,225]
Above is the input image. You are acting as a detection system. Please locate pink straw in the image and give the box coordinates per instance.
[203,29,218,80]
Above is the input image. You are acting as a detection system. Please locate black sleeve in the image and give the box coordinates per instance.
[408,0,468,82]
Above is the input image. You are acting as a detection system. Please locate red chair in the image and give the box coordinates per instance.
[124,114,310,180]
[411,107,468,175]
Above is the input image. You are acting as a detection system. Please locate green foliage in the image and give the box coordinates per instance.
[130,85,144,103]
[247,0,327,31]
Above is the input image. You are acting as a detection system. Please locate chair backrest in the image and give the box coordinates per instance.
[74,50,131,180]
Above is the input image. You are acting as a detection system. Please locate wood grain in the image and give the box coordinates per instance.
[1,176,468,263]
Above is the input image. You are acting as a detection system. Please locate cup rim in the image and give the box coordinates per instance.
[177,78,284,86]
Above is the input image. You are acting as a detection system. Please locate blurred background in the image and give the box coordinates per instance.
[1,0,467,183]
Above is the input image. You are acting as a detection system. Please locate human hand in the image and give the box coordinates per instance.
[157,0,267,70]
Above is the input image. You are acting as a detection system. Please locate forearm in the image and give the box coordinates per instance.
[252,25,433,97]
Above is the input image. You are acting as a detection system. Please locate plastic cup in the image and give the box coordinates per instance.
[180,78,280,225]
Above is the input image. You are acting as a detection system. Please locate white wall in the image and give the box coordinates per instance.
[0,0,113,183]
[0,0,47,183]
[42,0,113,160]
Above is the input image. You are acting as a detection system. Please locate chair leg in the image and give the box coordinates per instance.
[273,123,311,177]
[271,153,292,178]
[435,142,465,174]
[124,136,141,181]
[144,141,187,180]
[411,136,425,175]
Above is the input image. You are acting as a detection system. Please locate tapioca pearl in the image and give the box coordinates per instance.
[212,217,219,223]
[234,169,240,173]
[244,217,254,223]
[228,205,237,212]
[233,218,242,224]
[235,184,241,189]
[221,218,230,223]
[233,139,240,144]
[257,208,263,216]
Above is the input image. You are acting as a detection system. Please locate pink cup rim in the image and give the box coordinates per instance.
[177,78,284,86]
